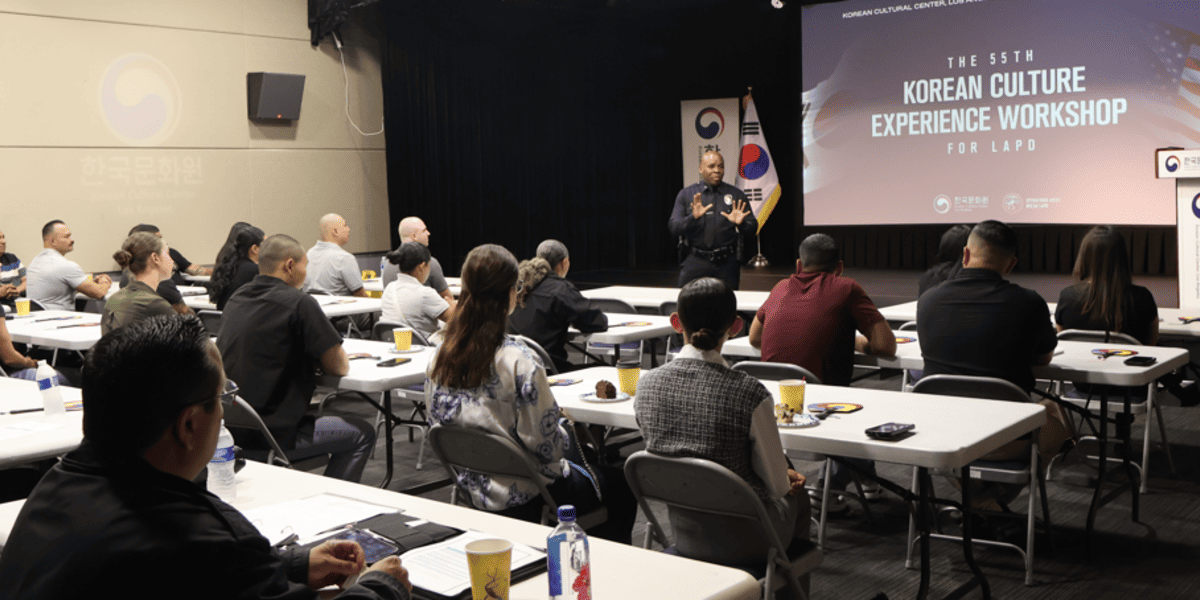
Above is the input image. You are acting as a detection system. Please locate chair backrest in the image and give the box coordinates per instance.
[589,297,637,315]
[26,298,46,312]
[220,387,292,468]
[658,300,677,317]
[197,310,223,335]
[624,451,790,556]
[428,425,557,509]
[911,374,1030,403]
[1057,328,1141,346]
[372,320,431,346]
[732,361,822,385]
[511,334,559,375]
[898,320,917,331]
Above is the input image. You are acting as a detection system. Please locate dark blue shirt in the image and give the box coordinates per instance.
[668,181,757,251]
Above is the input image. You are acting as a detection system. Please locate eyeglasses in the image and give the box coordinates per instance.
[219,380,240,404]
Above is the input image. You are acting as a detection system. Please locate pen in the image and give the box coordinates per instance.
[0,407,44,415]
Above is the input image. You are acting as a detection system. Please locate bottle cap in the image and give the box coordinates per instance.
[557,505,576,522]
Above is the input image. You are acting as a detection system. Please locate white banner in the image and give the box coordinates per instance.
[1178,178,1200,309]
[1157,149,1200,179]
[680,98,740,187]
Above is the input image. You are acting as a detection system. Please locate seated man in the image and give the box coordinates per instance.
[0,314,411,600]
[509,240,607,373]
[917,220,1062,509]
[26,220,111,310]
[306,213,372,334]
[381,216,455,308]
[749,234,895,503]
[0,228,26,309]
[218,234,376,482]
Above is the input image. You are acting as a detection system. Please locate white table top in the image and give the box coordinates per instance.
[6,310,102,351]
[181,273,211,283]
[185,294,382,317]
[0,461,759,600]
[575,313,673,345]
[551,366,1045,471]
[0,379,84,469]
[317,339,432,394]
[363,277,463,297]
[881,300,1200,340]
[580,286,770,313]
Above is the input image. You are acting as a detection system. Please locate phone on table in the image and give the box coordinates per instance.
[1124,356,1157,367]
[377,357,411,368]
[865,422,915,439]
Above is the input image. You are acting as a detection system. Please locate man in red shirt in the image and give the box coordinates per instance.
[749,233,896,503]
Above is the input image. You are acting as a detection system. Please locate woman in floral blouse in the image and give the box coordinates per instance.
[426,244,634,543]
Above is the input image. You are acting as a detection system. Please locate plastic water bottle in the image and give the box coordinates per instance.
[547,505,591,600]
[208,420,237,501]
[36,361,65,420]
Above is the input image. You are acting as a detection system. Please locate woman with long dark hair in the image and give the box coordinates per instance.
[636,277,809,564]
[426,244,635,542]
[207,223,264,311]
[918,224,972,296]
[1056,225,1157,345]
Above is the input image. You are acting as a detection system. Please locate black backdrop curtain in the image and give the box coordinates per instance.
[380,0,799,274]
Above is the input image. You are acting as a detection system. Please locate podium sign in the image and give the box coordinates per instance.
[1161,149,1200,309]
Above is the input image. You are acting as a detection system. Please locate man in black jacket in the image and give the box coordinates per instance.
[0,315,411,600]
[510,239,607,373]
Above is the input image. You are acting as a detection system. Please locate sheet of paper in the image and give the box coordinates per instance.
[238,493,400,545]
[401,530,544,597]
[0,420,64,441]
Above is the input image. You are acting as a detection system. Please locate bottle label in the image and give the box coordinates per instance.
[210,446,235,463]
[37,378,54,391]
[547,536,563,596]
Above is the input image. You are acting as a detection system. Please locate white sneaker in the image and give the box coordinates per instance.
[808,487,848,513]
[858,480,884,501]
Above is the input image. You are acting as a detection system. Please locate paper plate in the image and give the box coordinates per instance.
[777,413,820,428]
[388,346,427,354]
[580,391,632,403]
[809,402,863,414]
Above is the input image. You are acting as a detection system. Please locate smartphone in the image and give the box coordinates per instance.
[377,357,412,368]
[865,422,915,439]
[1124,356,1157,367]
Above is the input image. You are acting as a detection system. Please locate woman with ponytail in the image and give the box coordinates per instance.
[635,277,810,564]
[426,244,635,542]
[101,232,176,335]
[207,223,264,311]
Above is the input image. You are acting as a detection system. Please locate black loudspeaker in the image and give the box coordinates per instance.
[247,72,306,120]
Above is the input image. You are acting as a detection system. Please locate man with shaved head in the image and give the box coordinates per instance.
[380,216,454,307]
[218,234,375,482]
[669,150,757,290]
[27,220,112,310]
[306,214,366,298]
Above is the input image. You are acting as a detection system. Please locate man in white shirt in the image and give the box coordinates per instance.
[26,220,112,311]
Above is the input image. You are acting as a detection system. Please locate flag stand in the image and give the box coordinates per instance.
[749,234,769,268]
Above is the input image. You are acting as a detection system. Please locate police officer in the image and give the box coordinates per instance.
[668,150,756,290]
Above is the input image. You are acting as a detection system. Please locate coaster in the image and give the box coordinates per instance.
[1092,348,1136,358]
[547,378,582,387]
[615,321,652,327]
[895,336,916,344]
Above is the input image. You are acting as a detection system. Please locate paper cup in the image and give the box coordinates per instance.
[617,361,640,396]
[780,379,806,412]
[15,298,30,316]
[392,327,413,351]
[465,538,512,600]
[361,270,376,280]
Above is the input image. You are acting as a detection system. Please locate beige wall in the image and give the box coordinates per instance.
[0,0,388,272]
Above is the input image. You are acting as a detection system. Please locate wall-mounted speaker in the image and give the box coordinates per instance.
[247,72,306,121]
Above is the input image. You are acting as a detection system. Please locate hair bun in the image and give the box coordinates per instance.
[112,249,133,267]
[691,328,718,351]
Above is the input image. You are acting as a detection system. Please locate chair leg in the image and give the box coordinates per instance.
[817,459,832,550]
[1025,440,1038,586]
[1152,398,1176,476]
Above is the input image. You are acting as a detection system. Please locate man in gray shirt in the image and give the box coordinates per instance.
[305,214,371,335]
[27,220,112,311]
[380,216,455,309]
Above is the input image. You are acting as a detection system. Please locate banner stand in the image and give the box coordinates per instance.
[1156,149,1200,310]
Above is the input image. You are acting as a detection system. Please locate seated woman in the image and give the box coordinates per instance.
[1056,225,1158,397]
[208,224,264,311]
[0,318,65,384]
[425,244,635,543]
[101,232,176,335]
[635,277,809,564]
[381,241,453,343]
[918,224,972,296]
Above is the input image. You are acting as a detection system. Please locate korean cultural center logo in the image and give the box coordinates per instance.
[695,108,725,140]
[933,195,951,214]
[1167,155,1180,173]
[1192,192,1200,219]
[99,54,182,147]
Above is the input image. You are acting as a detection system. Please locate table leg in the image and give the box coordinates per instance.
[1120,393,1139,522]
[382,390,395,489]
[1086,389,1109,559]
[959,470,990,600]
[917,467,930,600]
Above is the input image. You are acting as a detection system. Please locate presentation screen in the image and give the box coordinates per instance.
[802,0,1200,226]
